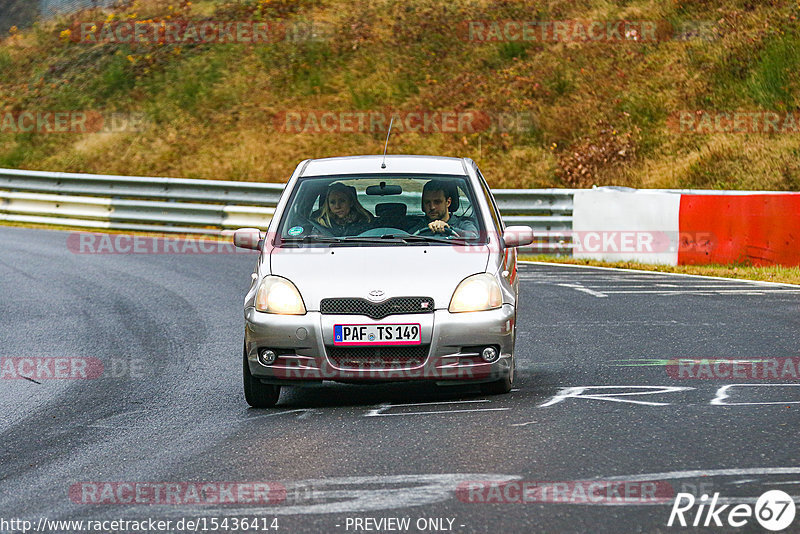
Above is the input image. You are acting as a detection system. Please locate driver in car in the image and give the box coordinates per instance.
[408,180,478,237]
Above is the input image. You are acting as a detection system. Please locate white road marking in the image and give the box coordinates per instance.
[365,399,508,417]
[523,278,796,289]
[518,275,678,281]
[170,473,522,515]
[520,261,800,288]
[589,468,800,506]
[521,268,800,298]
[211,469,800,513]
[600,289,796,295]
[382,399,492,408]
[364,403,392,417]
[557,283,608,298]
[539,386,695,407]
[587,285,774,289]
[229,408,323,422]
[536,320,714,327]
[370,408,510,416]
[711,383,800,406]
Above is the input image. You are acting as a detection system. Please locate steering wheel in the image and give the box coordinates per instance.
[357,227,411,237]
[412,225,457,237]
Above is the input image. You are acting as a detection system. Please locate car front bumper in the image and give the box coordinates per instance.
[244,305,516,386]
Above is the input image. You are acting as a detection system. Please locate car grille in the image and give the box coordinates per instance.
[326,345,430,369]
[320,297,434,320]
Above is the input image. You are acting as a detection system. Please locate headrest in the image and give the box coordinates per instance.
[447,183,459,212]
[375,203,407,217]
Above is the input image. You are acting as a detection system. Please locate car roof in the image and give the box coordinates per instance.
[298,155,470,178]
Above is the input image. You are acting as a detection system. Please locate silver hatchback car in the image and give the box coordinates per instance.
[234,155,533,407]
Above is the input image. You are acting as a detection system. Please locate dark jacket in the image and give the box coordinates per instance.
[406,214,479,237]
[324,218,372,237]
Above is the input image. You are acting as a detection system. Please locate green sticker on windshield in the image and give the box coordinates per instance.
[288,226,304,236]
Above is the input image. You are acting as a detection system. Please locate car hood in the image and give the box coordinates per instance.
[269,245,490,311]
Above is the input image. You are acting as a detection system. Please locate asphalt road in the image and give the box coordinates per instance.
[1,226,799,534]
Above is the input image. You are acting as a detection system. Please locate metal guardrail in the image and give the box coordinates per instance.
[39,0,115,18]
[0,168,576,252]
[0,168,285,205]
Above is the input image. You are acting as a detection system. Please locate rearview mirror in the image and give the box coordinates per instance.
[233,228,263,250]
[503,226,534,248]
[366,182,402,196]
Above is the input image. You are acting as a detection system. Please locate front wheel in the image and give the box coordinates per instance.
[243,346,281,408]
[480,356,514,395]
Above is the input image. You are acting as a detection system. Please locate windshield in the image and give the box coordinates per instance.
[275,174,485,245]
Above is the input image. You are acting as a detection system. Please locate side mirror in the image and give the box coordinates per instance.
[233,228,263,250]
[503,226,534,248]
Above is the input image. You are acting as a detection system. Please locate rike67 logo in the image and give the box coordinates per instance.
[668,490,796,531]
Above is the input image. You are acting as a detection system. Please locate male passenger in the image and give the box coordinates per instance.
[407,180,478,237]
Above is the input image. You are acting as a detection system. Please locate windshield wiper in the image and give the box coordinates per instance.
[392,234,472,245]
[280,235,347,245]
[340,235,407,242]
[280,234,473,246]
[280,235,409,246]
[331,236,409,245]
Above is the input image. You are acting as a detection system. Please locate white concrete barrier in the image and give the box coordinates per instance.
[572,188,681,265]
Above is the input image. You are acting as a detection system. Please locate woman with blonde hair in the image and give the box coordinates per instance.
[315,182,374,236]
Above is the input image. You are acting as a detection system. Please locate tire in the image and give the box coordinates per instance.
[480,355,514,395]
[243,346,281,408]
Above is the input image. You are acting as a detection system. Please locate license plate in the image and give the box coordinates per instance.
[333,324,421,346]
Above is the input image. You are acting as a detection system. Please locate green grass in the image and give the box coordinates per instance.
[747,34,800,110]
[0,48,11,70]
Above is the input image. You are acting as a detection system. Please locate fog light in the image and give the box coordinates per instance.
[481,346,499,363]
[259,349,278,365]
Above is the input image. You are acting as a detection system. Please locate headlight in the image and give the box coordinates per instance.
[255,276,306,315]
[449,273,502,313]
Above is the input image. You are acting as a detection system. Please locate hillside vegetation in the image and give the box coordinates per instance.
[1,0,799,189]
